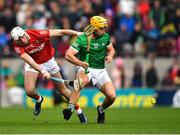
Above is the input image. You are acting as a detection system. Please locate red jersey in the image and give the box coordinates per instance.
[13,29,55,64]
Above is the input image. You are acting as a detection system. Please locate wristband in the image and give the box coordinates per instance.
[77,32,81,36]
[41,69,46,74]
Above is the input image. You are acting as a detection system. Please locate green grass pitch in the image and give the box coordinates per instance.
[0,107,180,134]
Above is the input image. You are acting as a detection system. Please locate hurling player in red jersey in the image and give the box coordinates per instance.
[10,26,87,123]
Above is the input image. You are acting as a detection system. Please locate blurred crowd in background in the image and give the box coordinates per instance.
[0,0,180,93]
[0,0,180,58]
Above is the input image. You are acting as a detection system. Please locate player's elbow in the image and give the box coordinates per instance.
[65,52,71,61]
[65,48,77,62]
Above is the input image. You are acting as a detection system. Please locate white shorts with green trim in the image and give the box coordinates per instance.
[77,66,112,89]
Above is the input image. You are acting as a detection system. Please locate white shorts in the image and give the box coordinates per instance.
[77,66,112,89]
[24,57,60,75]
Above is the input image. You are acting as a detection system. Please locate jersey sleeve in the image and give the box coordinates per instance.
[38,30,50,38]
[13,43,25,56]
[106,34,111,48]
[70,36,82,52]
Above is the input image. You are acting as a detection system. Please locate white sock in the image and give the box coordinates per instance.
[99,106,105,113]
[37,96,42,102]
[76,108,82,115]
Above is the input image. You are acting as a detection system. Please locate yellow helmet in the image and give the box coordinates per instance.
[90,16,108,30]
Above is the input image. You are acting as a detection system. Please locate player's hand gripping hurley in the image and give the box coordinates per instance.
[50,77,69,84]
[50,77,83,91]
[83,25,94,74]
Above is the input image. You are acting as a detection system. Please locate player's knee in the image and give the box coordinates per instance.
[83,77,89,85]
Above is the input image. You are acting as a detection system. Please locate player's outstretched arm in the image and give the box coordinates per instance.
[20,53,51,79]
[49,29,82,37]
[65,47,89,69]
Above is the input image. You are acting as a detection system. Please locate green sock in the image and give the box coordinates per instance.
[68,103,75,112]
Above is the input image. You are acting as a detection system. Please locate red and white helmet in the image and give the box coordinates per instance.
[11,26,26,40]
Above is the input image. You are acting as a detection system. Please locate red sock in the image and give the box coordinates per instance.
[75,104,82,114]
[75,104,80,110]
[35,95,40,101]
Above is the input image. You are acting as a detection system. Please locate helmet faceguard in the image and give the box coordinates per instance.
[90,16,108,30]
[11,26,26,40]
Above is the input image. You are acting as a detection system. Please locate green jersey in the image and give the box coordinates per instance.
[71,33,111,69]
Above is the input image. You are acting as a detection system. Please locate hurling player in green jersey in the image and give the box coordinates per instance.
[63,16,116,124]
